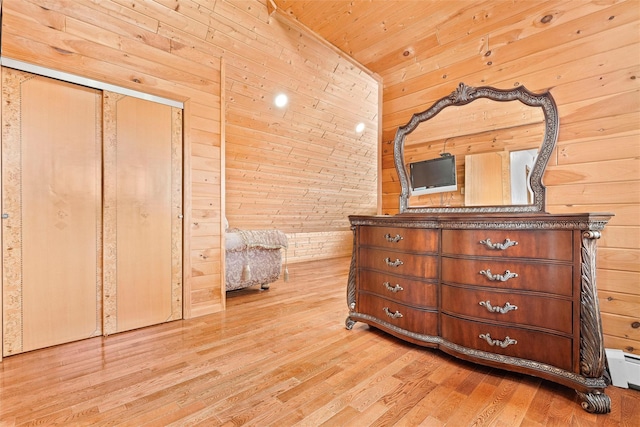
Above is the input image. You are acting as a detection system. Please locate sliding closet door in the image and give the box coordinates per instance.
[464,151,511,206]
[103,92,183,334]
[2,69,102,356]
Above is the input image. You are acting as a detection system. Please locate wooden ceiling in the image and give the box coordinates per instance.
[271,0,453,74]
[271,0,559,78]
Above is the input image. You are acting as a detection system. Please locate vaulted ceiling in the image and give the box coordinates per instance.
[274,0,496,74]
[271,0,561,79]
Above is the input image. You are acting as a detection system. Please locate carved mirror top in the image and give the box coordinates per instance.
[394,83,559,214]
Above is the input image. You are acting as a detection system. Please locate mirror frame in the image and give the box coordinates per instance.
[394,83,558,214]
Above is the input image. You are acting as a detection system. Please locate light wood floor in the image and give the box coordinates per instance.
[1,257,638,426]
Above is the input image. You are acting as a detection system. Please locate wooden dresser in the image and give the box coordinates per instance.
[346,212,612,413]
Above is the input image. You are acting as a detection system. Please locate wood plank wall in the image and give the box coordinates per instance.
[223,7,380,264]
[0,0,379,324]
[376,1,639,355]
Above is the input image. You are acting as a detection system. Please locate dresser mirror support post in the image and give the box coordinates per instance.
[346,82,613,414]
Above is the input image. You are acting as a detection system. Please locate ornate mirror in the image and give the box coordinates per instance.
[394,83,558,214]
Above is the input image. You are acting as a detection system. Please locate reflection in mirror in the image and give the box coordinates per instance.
[409,155,458,197]
[510,148,538,204]
[395,83,558,214]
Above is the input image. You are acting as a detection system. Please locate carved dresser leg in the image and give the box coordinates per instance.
[578,230,611,414]
[345,224,358,332]
[576,390,611,414]
[345,316,356,330]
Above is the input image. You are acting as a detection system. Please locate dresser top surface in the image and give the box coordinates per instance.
[349,212,613,230]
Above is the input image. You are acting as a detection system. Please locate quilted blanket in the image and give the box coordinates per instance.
[225,228,288,291]
[226,228,288,252]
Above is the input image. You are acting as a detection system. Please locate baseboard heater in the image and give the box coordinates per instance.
[606,348,640,390]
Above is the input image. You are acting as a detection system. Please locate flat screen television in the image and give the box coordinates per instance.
[409,155,458,196]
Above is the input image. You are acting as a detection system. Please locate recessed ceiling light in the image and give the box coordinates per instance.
[274,93,288,108]
[355,122,365,133]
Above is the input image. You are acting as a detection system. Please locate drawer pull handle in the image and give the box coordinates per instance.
[479,238,518,250]
[479,300,518,314]
[384,257,404,267]
[383,281,404,293]
[479,333,517,348]
[384,233,404,243]
[479,269,518,282]
[383,307,403,319]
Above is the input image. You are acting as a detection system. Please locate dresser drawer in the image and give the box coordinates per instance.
[359,226,438,252]
[359,247,438,279]
[441,257,574,297]
[357,293,438,336]
[441,285,573,334]
[441,314,574,371]
[442,229,573,261]
[359,269,437,308]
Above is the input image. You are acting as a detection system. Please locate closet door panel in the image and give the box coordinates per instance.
[464,152,510,206]
[2,69,102,356]
[103,93,182,334]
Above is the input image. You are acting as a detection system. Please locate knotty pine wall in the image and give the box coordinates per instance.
[378,1,639,355]
[224,7,379,265]
[0,0,378,326]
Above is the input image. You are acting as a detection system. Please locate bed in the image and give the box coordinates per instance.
[225,226,288,292]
